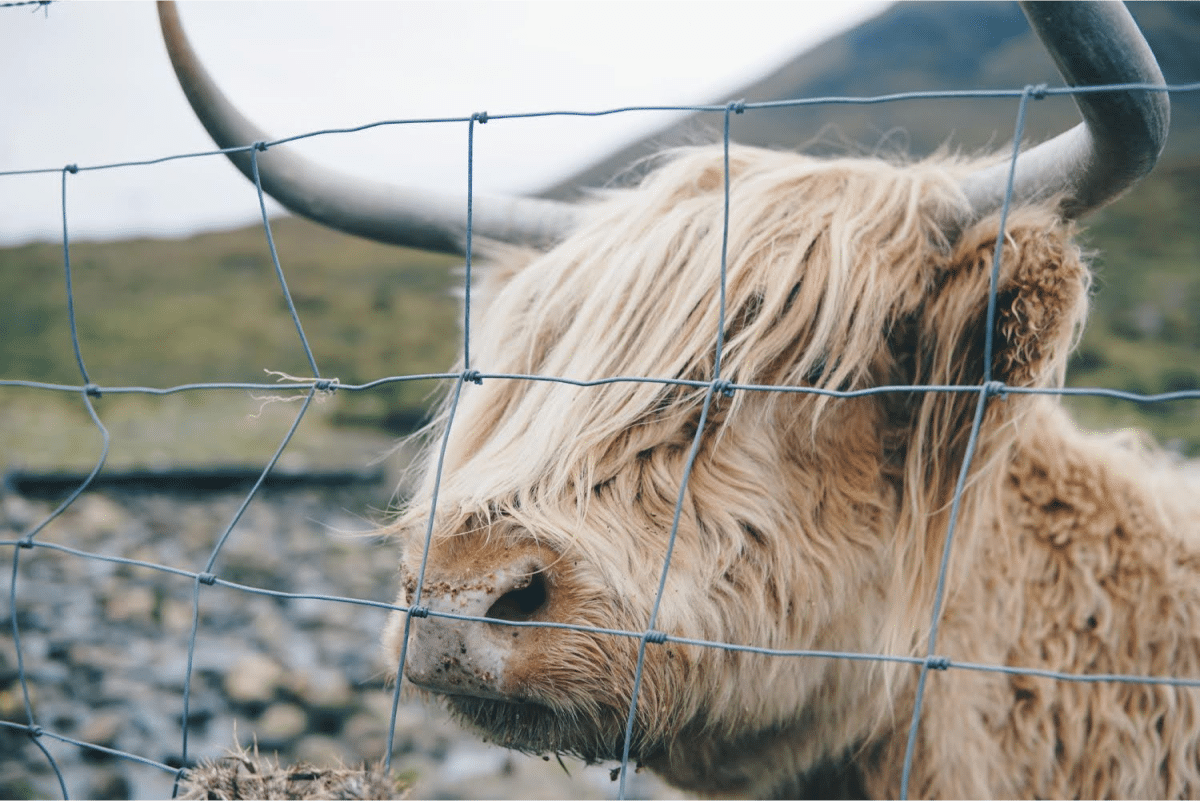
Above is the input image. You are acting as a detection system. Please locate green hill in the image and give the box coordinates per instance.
[3,1,1198,472]
[549,2,1200,194]
[0,219,461,471]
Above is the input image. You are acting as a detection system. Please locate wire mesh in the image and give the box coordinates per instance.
[3,13,1200,798]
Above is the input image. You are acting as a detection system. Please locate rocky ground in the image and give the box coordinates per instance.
[0,482,680,800]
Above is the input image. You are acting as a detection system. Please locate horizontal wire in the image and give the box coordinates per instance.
[3,75,1197,798]
[2,80,1197,178]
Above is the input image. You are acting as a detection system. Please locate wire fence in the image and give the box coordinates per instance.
[4,14,1200,798]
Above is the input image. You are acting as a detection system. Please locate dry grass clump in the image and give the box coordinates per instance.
[178,741,407,800]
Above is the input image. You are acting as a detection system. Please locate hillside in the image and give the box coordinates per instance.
[2,1,1198,472]
[548,2,1200,195]
[0,219,462,472]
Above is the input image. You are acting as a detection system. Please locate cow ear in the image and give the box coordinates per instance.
[874,210,1091,546]
[914,208,1090,393]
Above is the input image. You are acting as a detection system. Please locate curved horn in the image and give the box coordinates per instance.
[961,1,1169,221]
[157,1,578,255]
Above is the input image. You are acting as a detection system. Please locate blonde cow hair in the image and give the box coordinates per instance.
[384,146,1200,798]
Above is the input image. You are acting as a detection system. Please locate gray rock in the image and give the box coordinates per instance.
[103,584,158,625]
[2,492,46,530]
[255,702,307,746]
[294,733,351,766]
[86,766,131,800]
[1,487,680,800]
[294,666,354,711]
[223,653,284,706]
[342,711,388,760]
[77,710,124,749]
[72,494,131,542]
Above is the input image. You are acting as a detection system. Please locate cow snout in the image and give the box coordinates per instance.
[403,557,550,701]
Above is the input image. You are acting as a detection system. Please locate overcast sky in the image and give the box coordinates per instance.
[1,1,889,245]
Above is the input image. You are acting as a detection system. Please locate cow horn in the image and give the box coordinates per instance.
[960,1,1169,221]
[156,1,579,255]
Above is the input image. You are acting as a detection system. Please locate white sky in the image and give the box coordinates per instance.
[0,0,889,245]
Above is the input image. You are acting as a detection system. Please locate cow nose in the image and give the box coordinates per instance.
[484,570,548,622]
[403,558,550,700]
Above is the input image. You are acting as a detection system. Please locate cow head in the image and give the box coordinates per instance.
[158,1,1167,794]
[378,149,1093,787]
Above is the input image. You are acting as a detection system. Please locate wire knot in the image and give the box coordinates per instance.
[253,141,269,152]
[409,605,430,619]
[1028,83,1050,101]
[197,572,217,586]
[727,100,746,115]
[64,164,78,174]
[643,630,668,645]
[83,383,102,398]
[463,370,483,385]
[712,379,735,399]
[18,537,34,549]
[27,724,44,738]
[472,111,489,124]
[984,380,1008,400]
[925,655,952,671]
[313,378,338,393]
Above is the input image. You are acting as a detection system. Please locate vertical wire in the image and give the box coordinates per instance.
[898,85,1035,799]
[2,72,1182,800]
[617,101,741,799]
[383,372,471,773]
[60,164,88,384]
[463,114,483,372]
[177,388,317,786]
[177,149,325,784]
[175,146,326,786]
[20,167,114,542]
[981,89,1037,385]
[7,547,70,799]
[386,113,485,772]
[5,163,118,800]
[251,145,321,379]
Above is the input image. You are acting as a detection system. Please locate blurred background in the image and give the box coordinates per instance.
[4,1,1199,475]
[2,2,1199,799]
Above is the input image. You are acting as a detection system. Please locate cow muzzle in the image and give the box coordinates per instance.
[402,552,552,702]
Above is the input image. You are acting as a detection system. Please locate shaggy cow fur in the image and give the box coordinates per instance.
[382,145,1200,798]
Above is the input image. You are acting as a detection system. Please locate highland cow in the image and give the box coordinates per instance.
[159,1,1197,797]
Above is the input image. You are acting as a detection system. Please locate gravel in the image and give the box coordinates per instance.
[1,484,679,800]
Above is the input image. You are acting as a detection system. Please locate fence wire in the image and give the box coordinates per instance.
[2,29,1200,799]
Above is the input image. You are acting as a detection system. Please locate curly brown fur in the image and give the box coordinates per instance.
[382,145,1200,798]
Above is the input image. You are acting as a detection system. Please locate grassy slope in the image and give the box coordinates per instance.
[1,217,461,471]
[1066,163,1200,453]
[2,163,1198,473]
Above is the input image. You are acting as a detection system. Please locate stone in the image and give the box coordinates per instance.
[342,712,388,760]
[85,766,131,800]
[249,602,290,653]
[103,585,157,625]
[224,654,284,706]
[2,493,45,531]
[77,710,123,748]
[0,685,35,719]
[292,667,353,711]
[438,740,509,785]
[254,702,307,746]
[294,733,349,766]
[73,494,130,539]
[161,597,196,635]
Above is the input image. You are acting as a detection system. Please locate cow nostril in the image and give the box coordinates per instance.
[485,572,548,622]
